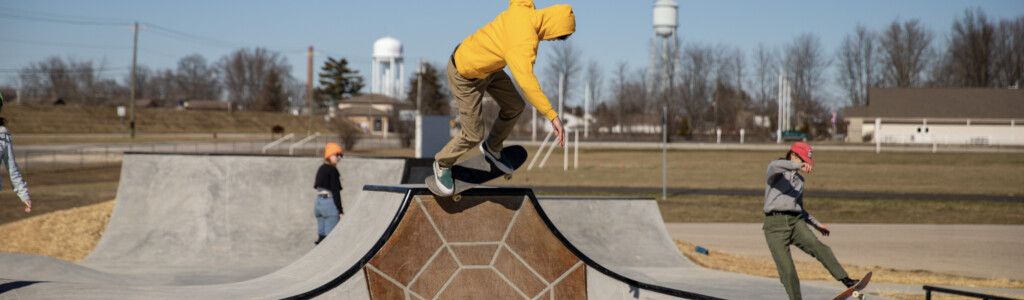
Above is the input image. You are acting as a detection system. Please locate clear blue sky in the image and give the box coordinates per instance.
[2,0,1022,109]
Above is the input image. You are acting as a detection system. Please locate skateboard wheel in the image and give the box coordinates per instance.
[453,194,462,202]
[852,291,861,298]
[503,174,512,181]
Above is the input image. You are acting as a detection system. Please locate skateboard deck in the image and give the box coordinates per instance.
[832,272,872,300]
[425,145,528,201]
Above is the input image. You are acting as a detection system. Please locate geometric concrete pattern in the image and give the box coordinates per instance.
[365,195,585,300]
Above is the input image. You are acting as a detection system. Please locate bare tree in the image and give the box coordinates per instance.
[836,24,879,106]
[542,40,582,113]
[750,44,779,115]
[783,33,830,129]
[993,16,1024,88]
[17,56,114,105]
[678,43,716,131]
[710,46,747,129]
[879,19,934,88]
[175,54,221,100]
[218,47,292,110]
[949,8,996,87]
[584,60,603,106]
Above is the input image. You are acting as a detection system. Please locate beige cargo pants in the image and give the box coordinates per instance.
[434,56,525,168]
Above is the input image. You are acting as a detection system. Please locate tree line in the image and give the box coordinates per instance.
[557,8,1022,140]
[12,48,307,112]
[6,8,1020,141]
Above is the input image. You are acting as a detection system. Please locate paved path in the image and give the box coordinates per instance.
[665,223,1024,282]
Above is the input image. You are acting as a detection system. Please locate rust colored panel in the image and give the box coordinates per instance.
[420,195,523,243]
[436,269,522,299]
[493,247,547,298]
[365,268,406,300]
[409,249,460,299]
[553,265,587,300]
[505,199,579,283]
[369,199,444,285]
[538,290,551,300]
[450,244,499,266]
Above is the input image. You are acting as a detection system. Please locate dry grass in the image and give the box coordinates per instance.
[509,147,1024,197]
[674,240,1024,299]
[5,104,337,135]
[0,200,113,262]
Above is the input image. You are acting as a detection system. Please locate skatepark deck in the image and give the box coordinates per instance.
[0,153,889,299]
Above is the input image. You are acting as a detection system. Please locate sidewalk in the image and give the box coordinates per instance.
[666,223,1024,297]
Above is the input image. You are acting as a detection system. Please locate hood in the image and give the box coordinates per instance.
[533,4,575,40]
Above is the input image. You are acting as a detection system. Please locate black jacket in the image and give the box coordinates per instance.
[314,164,343,214]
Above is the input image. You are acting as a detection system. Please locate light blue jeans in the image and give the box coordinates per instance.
[314,195,340,236]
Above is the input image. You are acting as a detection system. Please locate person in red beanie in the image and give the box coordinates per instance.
[313,143,343,245]
[763,142,859,299]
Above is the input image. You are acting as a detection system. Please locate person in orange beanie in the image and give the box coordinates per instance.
[313,143,343,244]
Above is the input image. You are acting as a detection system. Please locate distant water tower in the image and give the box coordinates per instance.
[372,36,405,98]
[649,0,679,94]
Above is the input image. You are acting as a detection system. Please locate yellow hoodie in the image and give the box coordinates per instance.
[453,0,575,121]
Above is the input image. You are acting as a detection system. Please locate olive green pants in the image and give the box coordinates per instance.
[434,58,525,168]
[763,214,849,300]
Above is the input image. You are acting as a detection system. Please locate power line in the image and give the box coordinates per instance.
[145,23,246,50]
[0,66,132,74]
[0,8,128,26]
[0,36,129,50]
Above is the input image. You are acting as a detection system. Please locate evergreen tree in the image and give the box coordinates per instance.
[316,57,364,107]
[258,68,287,112]
[406,61,448,115]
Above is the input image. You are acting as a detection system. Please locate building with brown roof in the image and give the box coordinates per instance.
[844,88,1023,145]
[336,94,414,135]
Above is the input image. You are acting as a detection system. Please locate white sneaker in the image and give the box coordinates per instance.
[432,161,454,196]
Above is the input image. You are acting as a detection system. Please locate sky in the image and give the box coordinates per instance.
[1,0,1022,109]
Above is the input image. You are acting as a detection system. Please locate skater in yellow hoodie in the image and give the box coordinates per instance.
[432,0,575,196]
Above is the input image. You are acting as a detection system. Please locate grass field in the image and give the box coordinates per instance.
[507,147,1024,196]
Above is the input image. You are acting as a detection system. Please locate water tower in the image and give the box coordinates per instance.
[372,36,405,98]
[649,0,679,94]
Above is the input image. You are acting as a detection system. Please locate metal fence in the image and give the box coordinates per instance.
[14,135,403,174]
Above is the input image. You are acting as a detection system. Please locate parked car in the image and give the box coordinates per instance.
[771,130,808,142]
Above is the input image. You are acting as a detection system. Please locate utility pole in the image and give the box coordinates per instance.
[307,46,314,135]
[129,21,142,139]
[416,60,424,115]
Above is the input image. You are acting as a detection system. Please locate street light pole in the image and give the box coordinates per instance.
[129,21,140,139]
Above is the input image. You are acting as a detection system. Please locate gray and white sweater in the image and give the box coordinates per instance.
[0,127,30,203]
[763,159,820,227]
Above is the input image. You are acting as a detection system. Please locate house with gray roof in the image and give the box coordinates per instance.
[844,88,1023,145]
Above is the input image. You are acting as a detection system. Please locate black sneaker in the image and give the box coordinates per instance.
[480,141,514,174]
[841,277,860,288]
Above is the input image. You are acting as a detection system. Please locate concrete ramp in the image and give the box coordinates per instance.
[538,197,882,300]
[79,153,321,284]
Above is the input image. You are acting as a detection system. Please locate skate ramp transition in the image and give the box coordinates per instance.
[0,153,867,299]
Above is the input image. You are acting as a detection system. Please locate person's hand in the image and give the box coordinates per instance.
[551,117,565,147]
[816,224,831,236]
[338,213,344,221]
[800,162,813,174]
[24,200,31,213]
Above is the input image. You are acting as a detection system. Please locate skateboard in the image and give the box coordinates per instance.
[831,272,872,300]
[425,145,527,202]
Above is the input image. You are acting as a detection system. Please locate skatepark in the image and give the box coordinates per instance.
[0,152,910,299]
